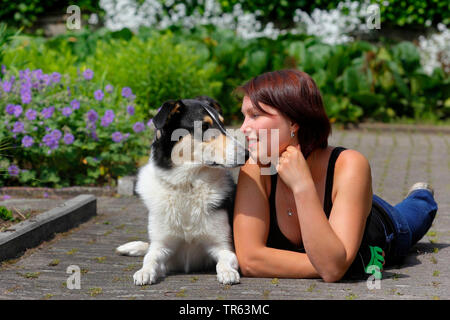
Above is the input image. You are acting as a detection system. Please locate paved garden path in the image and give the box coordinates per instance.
[1,126,449,300]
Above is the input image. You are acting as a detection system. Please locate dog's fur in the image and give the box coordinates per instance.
[116,96,248,285]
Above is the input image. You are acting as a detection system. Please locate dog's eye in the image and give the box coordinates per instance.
[202,123,210,131]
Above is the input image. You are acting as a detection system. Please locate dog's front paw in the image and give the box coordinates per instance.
[217,266,240,285]
[133,267,158,285]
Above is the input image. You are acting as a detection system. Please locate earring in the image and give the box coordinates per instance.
[290,131,295,138]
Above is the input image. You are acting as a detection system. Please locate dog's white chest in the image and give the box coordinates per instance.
[136,163,231,243]
[164,184,214,237]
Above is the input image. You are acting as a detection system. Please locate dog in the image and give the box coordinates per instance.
[116,96,249,285]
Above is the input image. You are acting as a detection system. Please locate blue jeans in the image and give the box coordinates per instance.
[373,189,438,259]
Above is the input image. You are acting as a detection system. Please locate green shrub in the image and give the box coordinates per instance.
[2,35,79,78]
[285,38,450,123]
[87,30,222,116]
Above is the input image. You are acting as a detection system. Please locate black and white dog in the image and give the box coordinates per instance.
[116,96,248,285]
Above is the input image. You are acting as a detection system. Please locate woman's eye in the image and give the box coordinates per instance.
[251,113,259,118]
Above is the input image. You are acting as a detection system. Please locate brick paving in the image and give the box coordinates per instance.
[0,126,449,300]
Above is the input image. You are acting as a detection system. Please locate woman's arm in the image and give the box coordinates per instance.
[233,161,320,279]
[235,148,373,282]
[284,148,373,282]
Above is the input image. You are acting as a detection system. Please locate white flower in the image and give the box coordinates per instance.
[418,25,450,75]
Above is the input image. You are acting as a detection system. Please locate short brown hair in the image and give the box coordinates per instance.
[235,69,331,159]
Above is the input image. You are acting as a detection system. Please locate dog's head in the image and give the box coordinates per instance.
[151,96,249,170]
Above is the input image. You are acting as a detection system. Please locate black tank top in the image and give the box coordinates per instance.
[266,146,395,279]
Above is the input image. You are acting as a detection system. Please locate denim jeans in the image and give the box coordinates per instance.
[373,189,438,259]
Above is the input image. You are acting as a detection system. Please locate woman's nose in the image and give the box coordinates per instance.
[240,117,250,134]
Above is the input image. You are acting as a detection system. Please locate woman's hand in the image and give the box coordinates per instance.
[276,144,314,193]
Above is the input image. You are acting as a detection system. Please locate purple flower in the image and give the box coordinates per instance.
[8,165,20,177]
[94,89,104,101]
[83,69,94,80]
[126,105,135,115]
[63,133,75,145]
[121,87,132,98]
[41,74,51,86]
[5,104,15,115]
[21,87,32,103]
[12,121,25,134]
[62,107,72,117]
[51,129,62,140]
[32,69,43,81]
[133,122,145,133]
[42,133,59,150]
[70,99,80,110]
[101,109,115,127]
[13,105,23,117]
[91,129,98,141]
[2,80,12,92]
[22,135,34,147]
[112,131,124,143]
[105,84,113,93]
[25,109,37,121]
[43,192,49,198]
[51,72,61,83]
[147,118,153,127]
[86,109,98,123]
[41,106,55,119]
[3,195,11,200]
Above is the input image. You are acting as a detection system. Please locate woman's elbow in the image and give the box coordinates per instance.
[238,257,258,277]
[322,272,343,283]
[236,252,262,277]
[320,265,347,283]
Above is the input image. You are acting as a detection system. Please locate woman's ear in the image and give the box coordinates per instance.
[290,122,300,134]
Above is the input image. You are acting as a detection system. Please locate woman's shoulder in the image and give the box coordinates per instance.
[333,147,372,188]
[334,148,370,171]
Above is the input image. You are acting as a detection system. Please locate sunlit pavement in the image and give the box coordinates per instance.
[1,125,449,300]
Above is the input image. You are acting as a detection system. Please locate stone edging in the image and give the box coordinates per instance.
[333,122,450,134]
[0,194,97,262]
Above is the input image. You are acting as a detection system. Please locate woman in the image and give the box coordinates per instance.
[233,69,438,282]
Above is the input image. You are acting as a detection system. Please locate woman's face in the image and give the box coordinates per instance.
[240,96,296,165]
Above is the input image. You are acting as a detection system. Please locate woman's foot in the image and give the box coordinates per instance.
[406,182,434,198]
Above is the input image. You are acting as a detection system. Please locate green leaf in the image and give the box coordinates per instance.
[0,206,13,221]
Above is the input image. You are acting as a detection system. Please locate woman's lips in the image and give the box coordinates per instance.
[248,139,258,149]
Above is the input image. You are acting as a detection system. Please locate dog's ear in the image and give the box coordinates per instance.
[153,100,184,130]
[194,96,223,115]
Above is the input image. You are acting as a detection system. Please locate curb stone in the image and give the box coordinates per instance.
[0,186,115,198]
[117,176,137,196]
[0,194,96,262]
[334,123,450,134]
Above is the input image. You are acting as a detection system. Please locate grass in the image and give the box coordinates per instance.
[17,271,41,279]
[48,259,60,266]
[88,287,103,297]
